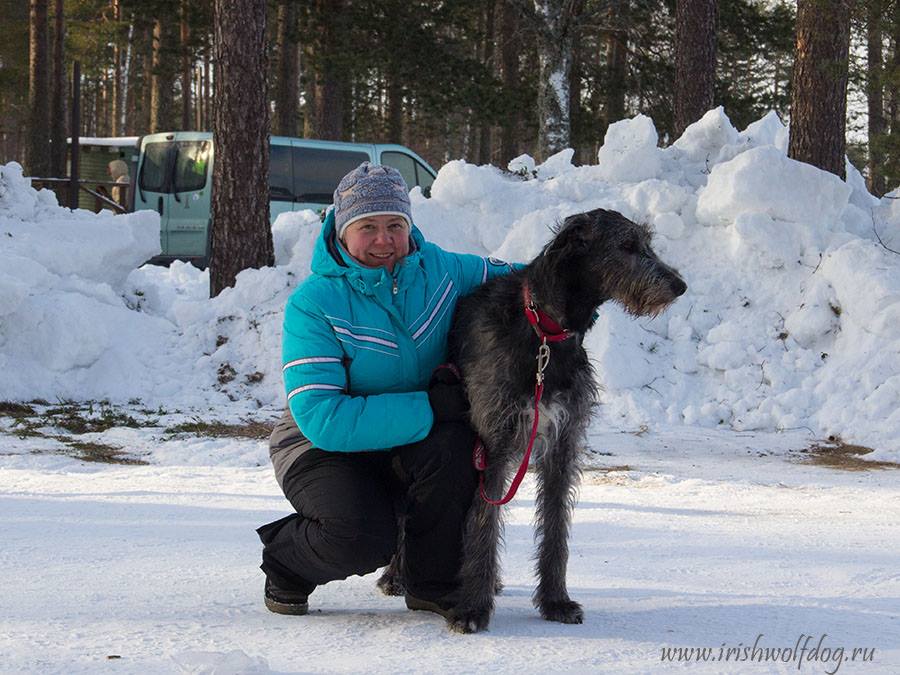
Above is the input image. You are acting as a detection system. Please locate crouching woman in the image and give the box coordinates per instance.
[257,162,513,617]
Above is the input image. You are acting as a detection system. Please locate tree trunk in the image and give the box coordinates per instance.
[150,14,177,132]
[674,0,717,138]
[569,35,583,163]
[195,63,203,129]
[95,74,105,135]
[110,0,120,136]
[535,0,584,161]
[203,41,212,130]
[122,16,134,134]
[27,0,51,177]
[498,0,520,164]
[273,0,299,136]
[209,0,272,297]
[134,19,153,134]
[788,0,852,180]
[867,0,886,196]
[314,74,344,140]
[604,0,628,130]
[891,2,900,126]
[478,1,496,165]
[50,0,66,178]
[180,0,192,131]
[303,42,316,137]
[385,66,403,143]
[310,0,345,140]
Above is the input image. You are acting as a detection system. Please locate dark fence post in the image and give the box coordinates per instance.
[69,61,81,209]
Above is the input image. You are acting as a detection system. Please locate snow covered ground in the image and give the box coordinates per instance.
[1,108,899,672]
[1,430,898,673]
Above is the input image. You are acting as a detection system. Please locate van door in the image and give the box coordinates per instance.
[135,140,174,253]
[167,138,212,259]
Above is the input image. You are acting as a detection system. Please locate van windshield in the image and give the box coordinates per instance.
[139,142,169,192]
[173,141,210,192]
[139,140,210,194]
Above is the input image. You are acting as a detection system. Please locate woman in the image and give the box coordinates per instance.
[257,162,513,617]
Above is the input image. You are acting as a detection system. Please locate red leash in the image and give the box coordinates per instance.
[474,284,572,506]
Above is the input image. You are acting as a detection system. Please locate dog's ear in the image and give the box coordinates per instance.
[547,213,591,256]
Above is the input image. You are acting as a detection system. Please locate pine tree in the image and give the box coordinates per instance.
[50,0,67,178]
[533,0,586,160]
[209,0,273,296]
[272,0,300,136]
[788,0,853,180]
[27,0,52,177]
[673,0,717,137]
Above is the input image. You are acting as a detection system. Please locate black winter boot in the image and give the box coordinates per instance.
[264,578,310,615]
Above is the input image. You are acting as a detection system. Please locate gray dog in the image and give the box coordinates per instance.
[382,208,686,633]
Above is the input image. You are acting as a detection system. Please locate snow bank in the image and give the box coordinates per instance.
[0,163,176,402]
[3,109,900,461]
[596,114,662,182]
[0,163,159,287]
[696,146,852,228]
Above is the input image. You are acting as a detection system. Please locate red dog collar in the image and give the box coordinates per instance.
[522,284,573,343]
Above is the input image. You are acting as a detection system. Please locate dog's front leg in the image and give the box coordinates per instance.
[533,433,584,624]
[449,465,506,633]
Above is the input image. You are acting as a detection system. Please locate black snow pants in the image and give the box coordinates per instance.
[256,420,478,601]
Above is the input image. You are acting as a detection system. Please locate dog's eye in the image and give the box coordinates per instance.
[622,239,640,254]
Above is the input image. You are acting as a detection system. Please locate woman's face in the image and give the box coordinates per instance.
[341,214,410,273]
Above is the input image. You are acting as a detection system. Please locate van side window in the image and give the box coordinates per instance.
[415,161,435,191]
[140,142,170,192]
[270,145,294,201]
[293,148,370,203]
[381,151,434,191]
[380,152,416,189]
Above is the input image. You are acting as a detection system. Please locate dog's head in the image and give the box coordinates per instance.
[542,208,687,317]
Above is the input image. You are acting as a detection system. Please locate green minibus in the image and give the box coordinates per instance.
[134,132,437,267]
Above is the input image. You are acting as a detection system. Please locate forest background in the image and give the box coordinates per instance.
[3,0,900,196]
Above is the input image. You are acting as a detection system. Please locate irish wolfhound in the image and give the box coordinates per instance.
[384,208,686,633]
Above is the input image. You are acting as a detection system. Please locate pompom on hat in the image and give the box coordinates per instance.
[333,162,412,239]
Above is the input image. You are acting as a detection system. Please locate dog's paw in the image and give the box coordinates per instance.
[493,579,504,596]
[539,599,584,624]
[376,571,405,597]
[447,607,491,634]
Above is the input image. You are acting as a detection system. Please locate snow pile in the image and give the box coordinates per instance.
[596,113,663,182]
[0,162,160,287]
[2,107,900,461]
[0,163,174,402]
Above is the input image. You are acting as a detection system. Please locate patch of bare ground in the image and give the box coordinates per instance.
[796,441,900,471]
[0,401,150,464]
[164,419,275,440]
[584,466,635,485]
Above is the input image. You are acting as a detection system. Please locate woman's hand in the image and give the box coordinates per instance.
[427,365,469,423]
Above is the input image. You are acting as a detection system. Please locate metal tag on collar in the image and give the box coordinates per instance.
[536,338,550,384]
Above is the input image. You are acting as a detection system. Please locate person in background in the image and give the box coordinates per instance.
[257,162,514,618]
[107,159,130,208]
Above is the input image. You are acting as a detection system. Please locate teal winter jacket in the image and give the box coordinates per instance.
[281,210,514,452]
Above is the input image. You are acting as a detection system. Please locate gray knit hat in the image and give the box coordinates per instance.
[333,162,412,238]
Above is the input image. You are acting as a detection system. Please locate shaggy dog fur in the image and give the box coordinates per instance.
[382,208,686,633]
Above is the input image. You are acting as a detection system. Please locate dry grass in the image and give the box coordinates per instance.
[0,400,151,465]
[0,402,37,417]
[797,441,900,472]
[165,419,274,440]
[64,440,149,465]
